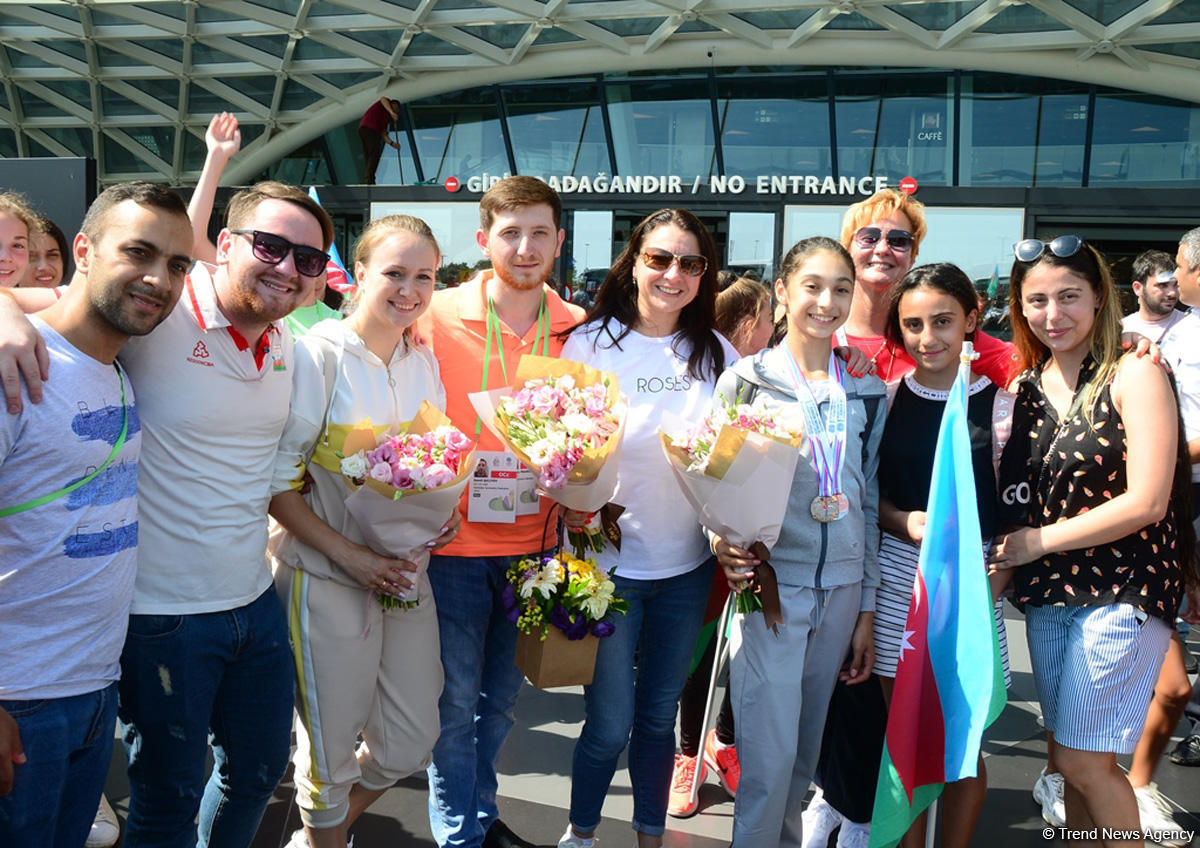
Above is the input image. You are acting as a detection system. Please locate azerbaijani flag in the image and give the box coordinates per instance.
[986,264,1000,300]
[307,186,355,294]
[867,342,1007,848]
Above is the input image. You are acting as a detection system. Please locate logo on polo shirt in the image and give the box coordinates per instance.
[188,340,215,368]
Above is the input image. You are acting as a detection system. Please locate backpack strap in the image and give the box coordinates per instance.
[991,387,1015,482]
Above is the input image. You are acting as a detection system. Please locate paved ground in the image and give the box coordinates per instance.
[100,604,1200,847]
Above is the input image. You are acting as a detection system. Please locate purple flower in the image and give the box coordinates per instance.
[551,605,589,640]
[591,618,615,638]
[501,584,519,623]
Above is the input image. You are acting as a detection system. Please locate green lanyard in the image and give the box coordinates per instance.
[475,293,550,437]
[0,364,128,517]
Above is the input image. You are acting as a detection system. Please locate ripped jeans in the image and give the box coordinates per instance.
[117,588,294,848]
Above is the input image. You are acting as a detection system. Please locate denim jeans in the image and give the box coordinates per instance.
[569,558,715,837]
[426,552,536,848]
[0,682,118,848]
[118,587,294,848]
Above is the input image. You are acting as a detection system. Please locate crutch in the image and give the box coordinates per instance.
[685,590,736,810]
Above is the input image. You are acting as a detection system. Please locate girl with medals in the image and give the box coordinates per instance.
[868,263,1013,848]
[711,237,886,848]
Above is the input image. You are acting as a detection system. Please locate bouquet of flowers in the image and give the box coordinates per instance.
[337,401,475,609]
[470,355,627,554]
[502,550,628,641]
[660,396,804,627]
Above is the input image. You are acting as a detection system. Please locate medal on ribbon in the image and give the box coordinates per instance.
[785,349,848,523]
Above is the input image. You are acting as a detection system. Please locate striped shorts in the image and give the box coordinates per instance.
[873,531,1010,684]
[1026,603,1170,754]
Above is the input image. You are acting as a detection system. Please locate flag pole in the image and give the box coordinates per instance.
[923,339,976,848]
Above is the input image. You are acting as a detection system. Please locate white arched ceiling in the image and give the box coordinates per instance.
[0,0,1195,186]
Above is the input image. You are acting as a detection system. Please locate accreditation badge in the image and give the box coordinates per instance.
[467,450,519,524]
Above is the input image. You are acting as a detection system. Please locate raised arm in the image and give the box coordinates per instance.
[188,112,241,264]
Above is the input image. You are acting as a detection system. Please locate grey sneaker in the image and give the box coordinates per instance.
[1032,767,1066,828]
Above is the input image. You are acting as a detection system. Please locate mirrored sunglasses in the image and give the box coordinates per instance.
[854,227,914,252]
[232,229,329,278]
[640,248,707,277]
[1013,235,1084,263]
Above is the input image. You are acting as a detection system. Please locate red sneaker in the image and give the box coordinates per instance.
[703,729,740,798]
[667,753,706,818]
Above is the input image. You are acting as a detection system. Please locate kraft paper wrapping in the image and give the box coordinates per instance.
[658,411,803,550]
[467,354,628,513]
[514,626,599,689]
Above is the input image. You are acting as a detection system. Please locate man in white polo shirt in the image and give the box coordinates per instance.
[0,180,334,848]
[0,181,192,848]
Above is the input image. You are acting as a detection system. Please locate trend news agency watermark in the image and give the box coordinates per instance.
[1042,826,1195,843]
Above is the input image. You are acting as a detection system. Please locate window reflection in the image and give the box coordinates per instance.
[835,74,952,186]
[1089,91,1200,185]
[1035,88,1089,186]
[408,88,508,182]
[606,78,716,176]
[961,74,1038,185]
[717,74,831,179]
[503,83,611,177]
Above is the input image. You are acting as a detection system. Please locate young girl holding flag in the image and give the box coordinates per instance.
[712,236,885,848]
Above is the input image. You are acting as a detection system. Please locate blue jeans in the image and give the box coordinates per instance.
[0,682,118,848]
[426,552,535,848]
[118,587,294,848]
[570,558,715,837]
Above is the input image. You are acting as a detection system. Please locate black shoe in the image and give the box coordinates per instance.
[483,819,540,848]
[1184,643,1198,675]
[1168,734,1200,766]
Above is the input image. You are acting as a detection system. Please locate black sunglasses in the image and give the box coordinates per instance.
[854,227,914,252]
[1013,235,1084,263]
[640,248,708,277]
[232,229,329,278]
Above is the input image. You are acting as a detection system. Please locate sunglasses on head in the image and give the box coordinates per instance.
[853,227,914,252]
[639,248,707,277]
[1155,270,1178,284]
[1013,235,1084,263]
[232,229,329,278]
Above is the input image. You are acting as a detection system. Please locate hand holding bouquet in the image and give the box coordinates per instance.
[470,355,627,554]
[336,401,475,609]
[661,396,804,630]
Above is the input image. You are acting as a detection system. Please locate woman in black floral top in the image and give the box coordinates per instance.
[990,236,1194,844]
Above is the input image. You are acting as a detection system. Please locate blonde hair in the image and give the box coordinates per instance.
[839,188,928,260]
[349,214,441,329]
[715,277,771,354]
[0,192,37,241]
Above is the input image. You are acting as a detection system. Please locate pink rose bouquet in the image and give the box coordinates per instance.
[470,355,627,555]
[337,401,475,609]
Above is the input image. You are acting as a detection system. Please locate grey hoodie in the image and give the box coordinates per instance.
[712,346,885,611]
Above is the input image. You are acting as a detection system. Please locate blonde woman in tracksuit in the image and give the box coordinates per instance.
[712,237,885,848]
[268,215,457,848]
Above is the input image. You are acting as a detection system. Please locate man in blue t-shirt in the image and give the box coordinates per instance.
[0,182,192,848]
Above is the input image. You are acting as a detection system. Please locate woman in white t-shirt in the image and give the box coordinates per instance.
[557,209,737,848]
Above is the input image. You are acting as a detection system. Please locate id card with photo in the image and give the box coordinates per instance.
[467,451,519,524]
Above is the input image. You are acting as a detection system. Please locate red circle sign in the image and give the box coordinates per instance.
[899,176,918,195]
[444,176,460,192]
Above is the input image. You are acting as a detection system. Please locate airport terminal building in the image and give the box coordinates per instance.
[3,0,1200,286]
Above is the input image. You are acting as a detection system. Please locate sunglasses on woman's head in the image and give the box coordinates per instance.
[639,248,707,277]
[853,227,914,252]
[1013,235,1084,263]
[231,229,330,278]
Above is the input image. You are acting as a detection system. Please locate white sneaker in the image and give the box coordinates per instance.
[800,790,843,848]
[1032,767,1066,828]
[1134,783,1186,846]
[84,795,119,848]
[836,821,870,848]
[558,825,597,848]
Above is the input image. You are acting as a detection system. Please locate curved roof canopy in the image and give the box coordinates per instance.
[1,0,1198,185]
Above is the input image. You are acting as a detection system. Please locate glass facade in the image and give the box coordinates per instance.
[274,67,1200,192]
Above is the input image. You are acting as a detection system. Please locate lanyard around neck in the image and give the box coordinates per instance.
[476,292,549,437]
[0,363,128,517]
